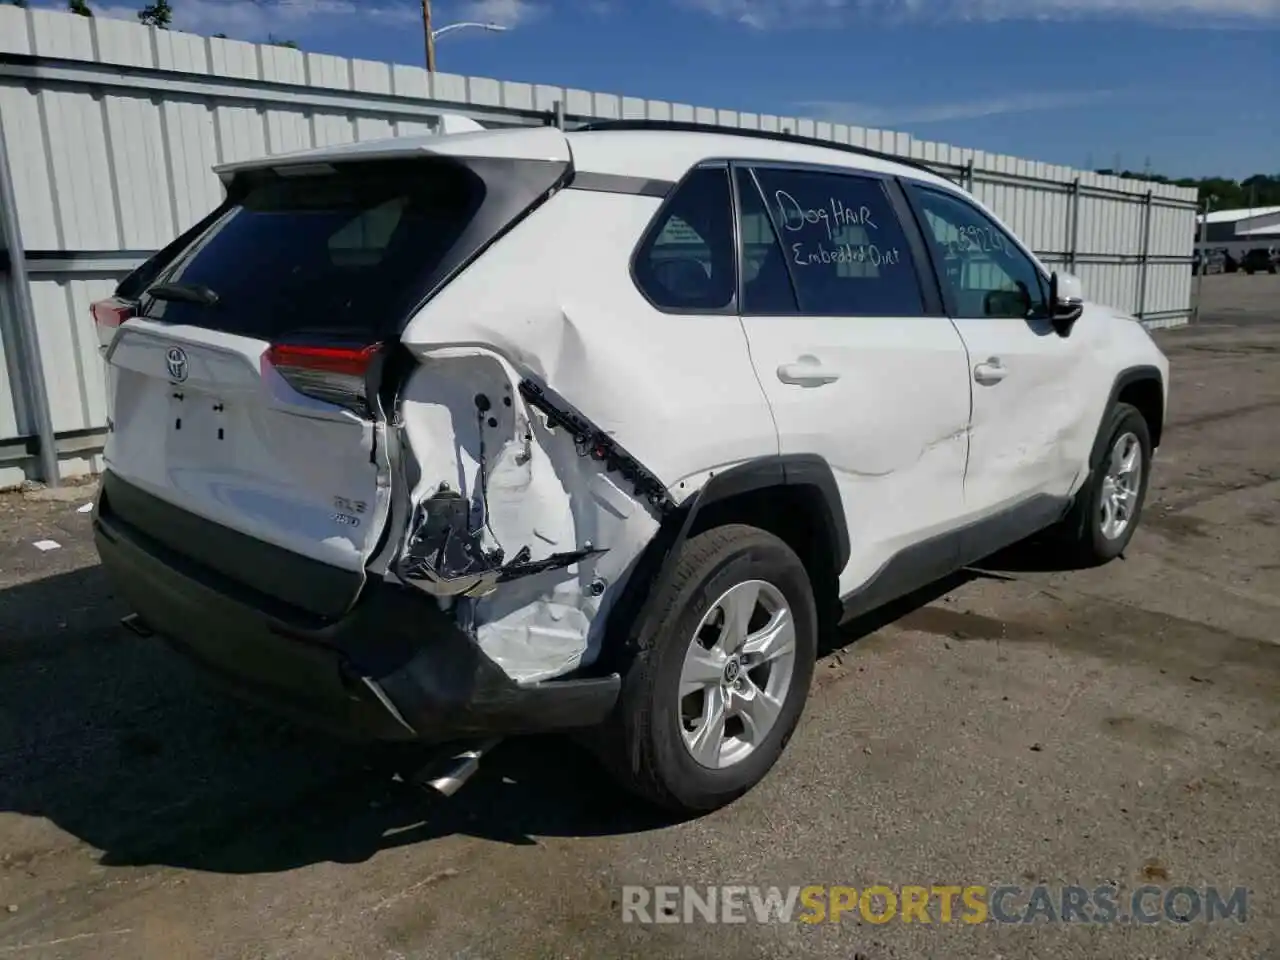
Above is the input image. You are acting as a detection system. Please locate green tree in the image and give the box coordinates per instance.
[68,0,92,15]
[6,1,30,9]
[1095,169,1280,212]
[267,33,299,48]
[137,0,173,28]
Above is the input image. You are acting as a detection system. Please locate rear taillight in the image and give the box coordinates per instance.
[266,343,381,413]
[91,296,136,351]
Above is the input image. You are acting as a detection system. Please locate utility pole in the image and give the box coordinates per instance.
[422,0,436,73]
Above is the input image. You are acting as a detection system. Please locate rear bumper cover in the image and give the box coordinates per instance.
[93,473,620,743]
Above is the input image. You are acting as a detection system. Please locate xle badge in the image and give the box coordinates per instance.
[333,496,366,528]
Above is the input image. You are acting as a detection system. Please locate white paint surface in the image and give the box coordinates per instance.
[740,310,972,596]
[103,319,392,575]
[92,119,1170,689]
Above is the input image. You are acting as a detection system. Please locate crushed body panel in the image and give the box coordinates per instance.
[389,188,781,684]
[387,347,666,683]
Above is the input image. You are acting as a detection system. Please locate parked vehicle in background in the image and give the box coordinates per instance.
[1193,250,1227,276]
[1240,248,1278,275]
[89,121,1170,815]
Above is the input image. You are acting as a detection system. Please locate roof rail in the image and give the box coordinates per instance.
[571,119,956,183]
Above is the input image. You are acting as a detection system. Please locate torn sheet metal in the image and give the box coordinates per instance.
[517,379,677,516]
[389,348,663,683]
[397,487,608,598]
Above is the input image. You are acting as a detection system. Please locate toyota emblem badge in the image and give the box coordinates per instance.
[165,346,188,382]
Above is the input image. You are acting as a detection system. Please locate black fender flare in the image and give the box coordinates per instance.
[681,454,850,573]
[598,454,848,671]
[1060,364,1164,541]
[1088,365,1164,472]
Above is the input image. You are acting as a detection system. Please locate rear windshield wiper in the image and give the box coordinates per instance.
[146,282,220,306]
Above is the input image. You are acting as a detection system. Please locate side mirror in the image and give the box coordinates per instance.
[1049,271,1084,336]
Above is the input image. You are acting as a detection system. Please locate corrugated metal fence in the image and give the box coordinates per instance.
[0,6,1198,486]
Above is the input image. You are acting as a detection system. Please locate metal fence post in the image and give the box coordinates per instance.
[964,158,975,192]
[1193,195,1212,324]
[1136,190,1153,320]
[0,107,60,487]
[1068,177,1081,272]
[553,98,564,131]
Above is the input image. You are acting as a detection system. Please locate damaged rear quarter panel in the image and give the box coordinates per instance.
[392,347,661,682]
[390,189,780,684]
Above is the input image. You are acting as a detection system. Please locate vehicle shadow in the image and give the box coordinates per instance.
[970,532,1095,575]
[821,568,982,655]
[0,552,1058,877]
[0,566,674,877]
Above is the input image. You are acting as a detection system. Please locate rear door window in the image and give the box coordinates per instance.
[139,158,486,341]
[746,167,927,317]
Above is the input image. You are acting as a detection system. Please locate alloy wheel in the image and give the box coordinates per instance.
[677,579,797,769]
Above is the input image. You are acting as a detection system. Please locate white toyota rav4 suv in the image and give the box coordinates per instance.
[91,120,1169,814]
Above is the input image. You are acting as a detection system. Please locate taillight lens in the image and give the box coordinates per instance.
[91,296,136,350]
[266,343,381,413]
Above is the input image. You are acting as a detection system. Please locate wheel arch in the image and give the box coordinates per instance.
[687,452,847,556]
[593,455,849,673]
[1093,365,1164,468]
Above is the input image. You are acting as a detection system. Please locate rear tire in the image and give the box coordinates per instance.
[600,524,818,814]
[1055,402,1152,566]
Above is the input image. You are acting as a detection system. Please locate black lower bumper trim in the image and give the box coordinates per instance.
[98,470,363,622]
[94,474,620,744]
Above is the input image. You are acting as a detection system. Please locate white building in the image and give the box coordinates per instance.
[1195,205,1280,260]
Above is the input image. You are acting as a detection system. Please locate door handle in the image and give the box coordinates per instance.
[777,356,841,386]
[973,357,1007,385]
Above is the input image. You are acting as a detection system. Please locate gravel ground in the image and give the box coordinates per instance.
[1,274,1278,960]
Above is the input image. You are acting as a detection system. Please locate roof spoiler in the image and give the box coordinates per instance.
[438,113,486,135]
[212,113,502,184]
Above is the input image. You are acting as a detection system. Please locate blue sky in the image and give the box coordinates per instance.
[39,0,1280,178]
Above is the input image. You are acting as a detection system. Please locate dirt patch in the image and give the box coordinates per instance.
[1102,715,1191,750]
[1169,399,1280,430]
[893,605,1037,642]
[1141,510,1214,542]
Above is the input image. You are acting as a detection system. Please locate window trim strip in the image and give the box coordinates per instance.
[568,172,673,198]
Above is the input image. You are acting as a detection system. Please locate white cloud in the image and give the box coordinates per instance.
[55,0,547,42]
[800,88,1114,125]
[682,0,1280,27]
[80,0,418,38]
[454,0,544,26]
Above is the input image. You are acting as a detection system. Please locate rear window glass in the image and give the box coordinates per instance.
[139,159,486,341]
